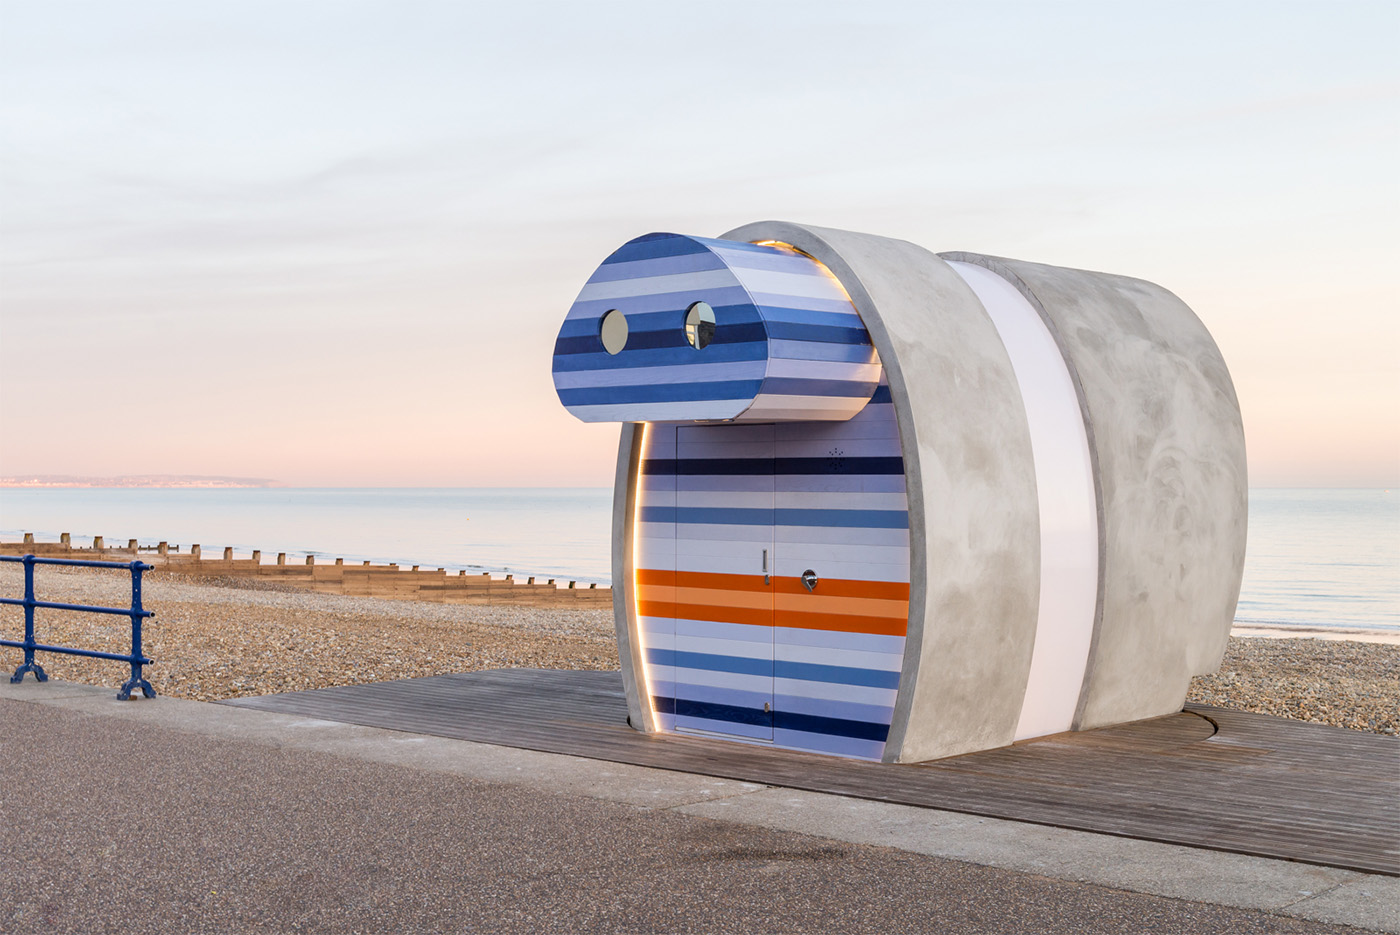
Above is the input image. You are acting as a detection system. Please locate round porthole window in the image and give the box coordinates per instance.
[599,309,628,355]
[685,301,716,349]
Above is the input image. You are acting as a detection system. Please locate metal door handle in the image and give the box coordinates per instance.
[801,569,818,592]
[762,549,769,585]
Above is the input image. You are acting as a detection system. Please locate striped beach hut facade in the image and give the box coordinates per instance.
[552,233,880,423]
[552,222,1248,763]
[634,381,909,760]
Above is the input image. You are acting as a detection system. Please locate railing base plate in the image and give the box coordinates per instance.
[117,676,155,701]
[10,662,48,684]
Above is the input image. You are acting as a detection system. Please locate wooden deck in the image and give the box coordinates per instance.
[222,669,1400,876]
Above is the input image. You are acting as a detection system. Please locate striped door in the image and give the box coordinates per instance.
[770,391,910,759]
[633,378,910,760]
[672,423,776,741]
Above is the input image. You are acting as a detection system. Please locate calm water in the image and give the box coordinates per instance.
[1,487,1396,634]
[0,488,613,583]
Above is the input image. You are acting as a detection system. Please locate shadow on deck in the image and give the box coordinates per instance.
[220,668,1399,876]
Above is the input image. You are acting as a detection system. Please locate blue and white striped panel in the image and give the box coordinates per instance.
[553,233,881,424]
[772,382,908,759]
[631,377,910,761]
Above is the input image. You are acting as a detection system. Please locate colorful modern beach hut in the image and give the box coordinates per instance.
[551,221,1247,762]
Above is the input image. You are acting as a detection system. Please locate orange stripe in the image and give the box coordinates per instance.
[637,585,677,604]
[639,583,771,611]
[637,601,772,628]
[636,567,909,601]
[639,581,905,617]
[775,593,907,619]
[676,586,771,610]
[773,576,909,601]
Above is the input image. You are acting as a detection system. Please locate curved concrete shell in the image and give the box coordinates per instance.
[557,221,1246,763]
[940,253,1249,730]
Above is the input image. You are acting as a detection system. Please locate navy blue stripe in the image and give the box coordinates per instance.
[674,698,772,727]
[776,711,890,743]
[870,384,893,404]
[641,506,909,529]
[758,377,879,398]
[651,697,890,742]
[553,322,767,356]
[559,380,763,406]
[603,234,709,263]
[765,321,872,345]
[650,649,899,689]
[640,456,905,476]
[555,305,762,340]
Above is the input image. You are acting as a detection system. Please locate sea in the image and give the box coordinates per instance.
[1,487,1396,640]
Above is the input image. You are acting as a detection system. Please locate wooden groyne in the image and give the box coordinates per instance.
[0,534,611,607]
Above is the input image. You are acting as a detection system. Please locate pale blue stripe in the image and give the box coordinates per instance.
[577,268,738,302]
[565,284,756,318]
[773,729,884,761]
[553,360,768,389]
[776,628,906,655]
[768,340,880,363]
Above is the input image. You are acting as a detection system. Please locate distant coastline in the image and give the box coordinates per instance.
[1,474,282,489]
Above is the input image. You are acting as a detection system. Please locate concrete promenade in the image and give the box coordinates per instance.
[1,680,1395,934]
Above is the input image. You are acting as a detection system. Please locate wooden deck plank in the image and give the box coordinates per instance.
[220,669,1400,876]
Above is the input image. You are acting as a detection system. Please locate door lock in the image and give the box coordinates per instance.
[801,569,818,592]
[763,701,771,713]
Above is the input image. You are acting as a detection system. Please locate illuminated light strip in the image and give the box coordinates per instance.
[630,422,662,726]
[945,261,1099,741]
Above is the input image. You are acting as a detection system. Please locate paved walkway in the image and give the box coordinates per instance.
[2,680,1396,934]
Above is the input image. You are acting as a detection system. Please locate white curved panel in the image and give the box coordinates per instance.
[946,261,1099,740]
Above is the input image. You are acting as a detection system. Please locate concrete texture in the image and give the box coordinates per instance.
[677,789,1399,933]
[724,221,1042,763]
[943,253,1248,729]
[2,680,1392,933]
[611,421,653,732]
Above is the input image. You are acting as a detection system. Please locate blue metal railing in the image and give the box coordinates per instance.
[1,554,156,700]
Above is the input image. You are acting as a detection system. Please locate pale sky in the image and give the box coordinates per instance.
[1,1,1396,487]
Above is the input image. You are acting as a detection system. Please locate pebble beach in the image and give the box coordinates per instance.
[3,563,1396,736]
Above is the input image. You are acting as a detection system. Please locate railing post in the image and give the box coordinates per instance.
[10,554,47,683]
[117,561,155,700]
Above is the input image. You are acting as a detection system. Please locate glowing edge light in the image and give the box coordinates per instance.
[630,421,660,729]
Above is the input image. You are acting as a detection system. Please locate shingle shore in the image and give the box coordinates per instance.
[3,564,1395,735]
